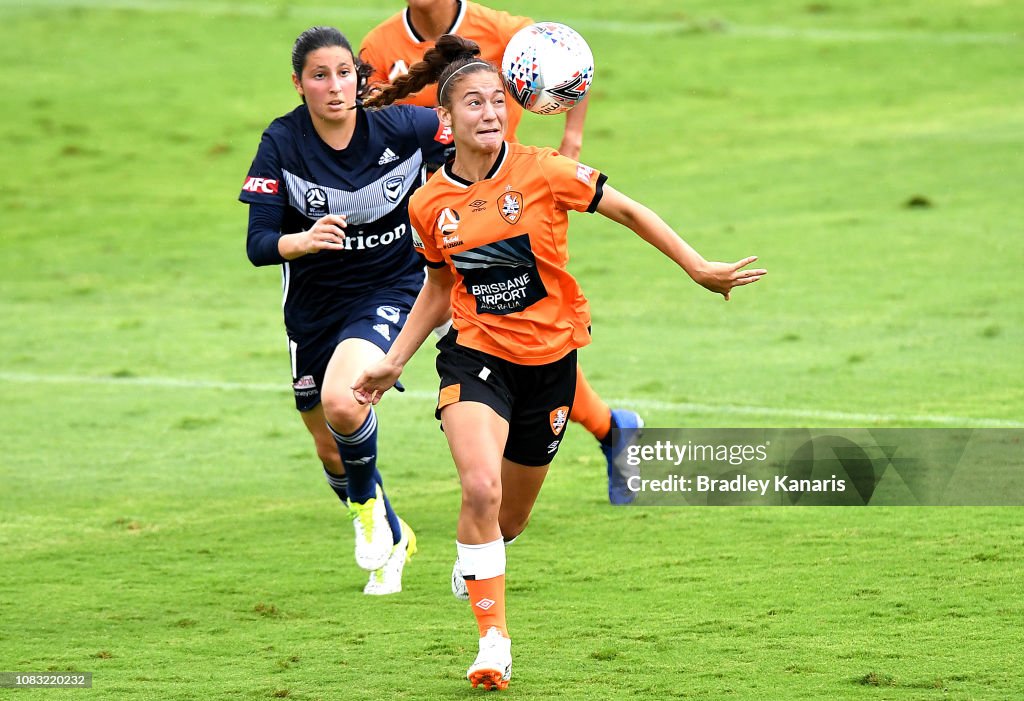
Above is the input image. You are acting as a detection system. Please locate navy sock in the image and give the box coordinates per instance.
[327,411,401,544]
[327,410,378,501]
[322,469,348,502]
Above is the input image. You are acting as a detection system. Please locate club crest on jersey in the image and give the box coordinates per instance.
[383,175,404,203]
[305,187,328,217]
[436,207,460,236]
[498,191,524,224]
[549,406,569,436]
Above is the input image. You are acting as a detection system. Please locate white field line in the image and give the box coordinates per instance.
[1,371,1021,428]
[0,0,1019,45]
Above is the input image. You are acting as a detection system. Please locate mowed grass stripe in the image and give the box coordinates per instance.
[0,0,1019,45]
[3,371,1020,428]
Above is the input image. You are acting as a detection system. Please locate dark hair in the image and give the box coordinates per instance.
[365,34,498,109]
[291,26,373,98]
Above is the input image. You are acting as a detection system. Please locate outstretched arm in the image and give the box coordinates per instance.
[352,265,455,404]
[596,185,766,300]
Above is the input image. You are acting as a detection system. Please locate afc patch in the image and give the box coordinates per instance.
[242,176,279,194]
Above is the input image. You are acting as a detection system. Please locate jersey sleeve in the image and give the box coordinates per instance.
[239,130,287,207]
[409,105,454,170]
[537,149,608,214]
[408,194,445,268]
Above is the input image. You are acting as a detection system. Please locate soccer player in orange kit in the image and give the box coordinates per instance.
[352,35,766,690]
[360,0,645,505]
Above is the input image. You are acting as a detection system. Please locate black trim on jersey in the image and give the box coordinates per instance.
[424,259,448,269]
[405,0,464,42]
[442,141,507,186]
[587,172,608,213]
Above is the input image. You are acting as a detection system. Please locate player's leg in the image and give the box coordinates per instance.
[321,338,402,571]
[298,404,348,500]
[497,460,549,542]
[290,335,352,502]
[571,365,644,505]
[441,400,513,691]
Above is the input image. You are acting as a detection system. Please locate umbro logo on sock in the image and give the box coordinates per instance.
[474,598,496,611]
[378,148,399,165]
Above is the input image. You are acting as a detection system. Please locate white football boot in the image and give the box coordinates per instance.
[347,484,393,571]
[364,519,416,596]
[467,626,512,691]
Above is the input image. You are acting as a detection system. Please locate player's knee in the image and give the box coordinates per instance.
[460,471,501,517]
[320,389,367,434]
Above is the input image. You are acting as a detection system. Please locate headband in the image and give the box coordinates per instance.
[438,60,491,104]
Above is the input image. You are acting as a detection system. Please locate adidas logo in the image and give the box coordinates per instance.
[474,598,496,611]
[378,148,399,165]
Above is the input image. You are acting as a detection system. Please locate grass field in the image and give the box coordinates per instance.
[2,0,1023,698]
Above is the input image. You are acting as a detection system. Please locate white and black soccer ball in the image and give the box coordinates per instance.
[501,22,594,115]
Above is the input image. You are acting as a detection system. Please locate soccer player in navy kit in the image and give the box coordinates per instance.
[240,26,452,595]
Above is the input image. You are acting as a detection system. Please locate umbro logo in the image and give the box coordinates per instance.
[378,148,399,165]
[475,598,496,611]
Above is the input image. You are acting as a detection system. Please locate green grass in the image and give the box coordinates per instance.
[1,0,1023,698]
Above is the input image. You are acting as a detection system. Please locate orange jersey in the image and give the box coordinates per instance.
[359,1,532,140]
[409,142,606,365]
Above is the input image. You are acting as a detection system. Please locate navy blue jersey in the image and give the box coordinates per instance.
[240,103,452,339]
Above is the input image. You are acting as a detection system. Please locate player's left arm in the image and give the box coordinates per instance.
[595,185,766,300]
[558,94,588,160]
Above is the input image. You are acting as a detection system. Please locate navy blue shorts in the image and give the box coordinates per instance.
[434,329,577,467]
[288,287,417,412]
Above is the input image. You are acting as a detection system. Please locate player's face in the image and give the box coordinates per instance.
[443,71,507,154]
[292,46,359,123]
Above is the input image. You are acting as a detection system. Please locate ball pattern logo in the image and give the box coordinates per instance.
[502,22,594,116]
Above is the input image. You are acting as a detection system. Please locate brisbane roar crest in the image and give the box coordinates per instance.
[549,406,569,436]
[498,191,524,224]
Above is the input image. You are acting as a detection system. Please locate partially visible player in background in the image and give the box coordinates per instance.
[354,35,766,689]
[360,0,644,505]
[240,26,452,595]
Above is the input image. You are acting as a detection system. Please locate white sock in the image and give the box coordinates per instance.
[456,537,505,580]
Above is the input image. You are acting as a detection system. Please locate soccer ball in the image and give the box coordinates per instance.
[501,22,594,115]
